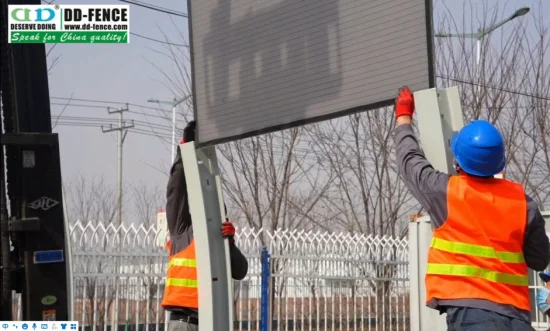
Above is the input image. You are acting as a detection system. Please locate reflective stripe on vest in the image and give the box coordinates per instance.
[165,277,198,288]
[430,238,525,264]
[169,257,197,268]
[427,264,528,286]
[425,175,529,311]
[162,239,199,309]
[166,257,198,288]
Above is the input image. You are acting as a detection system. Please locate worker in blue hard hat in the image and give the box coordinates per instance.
[392,86,549,331]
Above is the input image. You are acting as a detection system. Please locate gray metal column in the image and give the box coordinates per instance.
[408,87,465,331]
[181,142,233,331]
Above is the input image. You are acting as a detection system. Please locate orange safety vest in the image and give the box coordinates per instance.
[426,175,530,311]
[161,239,199,309]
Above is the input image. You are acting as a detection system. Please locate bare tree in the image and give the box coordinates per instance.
[46,43,62,73]
[218,128,334,236]
[142,22,194,140]
[131,181,165,226]
[65,173,117,224]
[305,109,415,328]
[65,174,118,328]
[129,180,165,323]
[216,127,335,325]
[307,111,415,238]
[435,0,550,207]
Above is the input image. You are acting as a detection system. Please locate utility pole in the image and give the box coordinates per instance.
[101,106,133,331]
[101,105,134,226]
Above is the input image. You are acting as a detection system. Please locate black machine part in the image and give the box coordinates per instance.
[1,0,71,321]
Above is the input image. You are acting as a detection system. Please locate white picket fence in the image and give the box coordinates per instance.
[11,214,550,330]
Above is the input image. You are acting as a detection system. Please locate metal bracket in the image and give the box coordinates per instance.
[9,217,40,232]
[1,133,59,146]
[413,87,464,174]
[180,141,233,331]
[409,87,465,331]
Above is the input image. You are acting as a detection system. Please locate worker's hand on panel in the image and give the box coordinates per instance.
[395,86,415,119]
[221,221,236,243]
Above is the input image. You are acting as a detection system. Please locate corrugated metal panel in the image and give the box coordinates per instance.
[188,0,434,146]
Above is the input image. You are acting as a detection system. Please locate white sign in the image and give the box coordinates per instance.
[22,150,35,168]
[156,209,168,248]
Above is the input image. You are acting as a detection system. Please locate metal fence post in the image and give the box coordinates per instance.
[409,217,446,331]
[260,247,270,331]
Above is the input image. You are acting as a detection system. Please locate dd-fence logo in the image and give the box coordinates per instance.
[8,4,130,44]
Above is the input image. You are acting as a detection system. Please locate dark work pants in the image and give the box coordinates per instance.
[446,307,535,331]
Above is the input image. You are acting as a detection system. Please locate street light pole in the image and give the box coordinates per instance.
[434,7,530,180]
[147,95,192,162]
[435,7,530,67]
[170,100,176,161]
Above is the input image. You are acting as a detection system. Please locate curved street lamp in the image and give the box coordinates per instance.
[435,7,530,65]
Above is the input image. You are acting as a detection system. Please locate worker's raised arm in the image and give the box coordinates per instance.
[166,149,192,236]
[392,87,450,227]
[166,121,196,238]
[523,196,550,271]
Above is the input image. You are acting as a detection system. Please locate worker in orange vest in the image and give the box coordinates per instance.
[161,120,248,331]
[393,87,549,330]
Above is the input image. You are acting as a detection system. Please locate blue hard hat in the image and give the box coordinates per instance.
[540,272,550,283]
[451,120,505,177]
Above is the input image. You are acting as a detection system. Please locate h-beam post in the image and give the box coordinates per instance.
[408,86,464,331]
[180,142,234,331]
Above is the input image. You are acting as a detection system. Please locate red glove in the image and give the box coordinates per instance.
[395,86,415,118]
[221,221,235,244]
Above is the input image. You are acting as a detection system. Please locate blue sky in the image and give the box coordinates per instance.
[46,0,545,216]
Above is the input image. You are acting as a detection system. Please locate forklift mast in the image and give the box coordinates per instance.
[1,0,71,322]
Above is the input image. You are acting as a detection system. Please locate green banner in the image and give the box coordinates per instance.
[10,31,128,43]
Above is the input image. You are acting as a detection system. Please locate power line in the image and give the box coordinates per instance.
[51,102,174,124]
[54,122,173,139]
[130,32,188,47]
[437,75,549,101]
[51,96,127,104]
[50,102,171,123]
[51,102,111,109]
[50,97,174,113]
[53,115,175,131]
[52,117,321,161]
[118,0,187,18]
